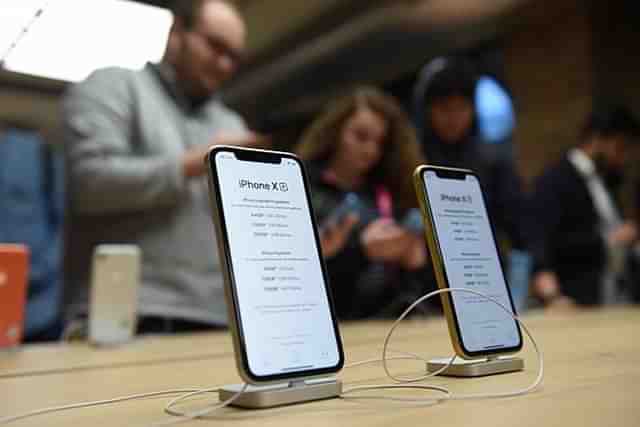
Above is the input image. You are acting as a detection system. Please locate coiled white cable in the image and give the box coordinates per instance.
[0,288,543,424]
[0,356,424,425]
[158,353,434,422]
[344,287,544,402]
[147,384,248,427]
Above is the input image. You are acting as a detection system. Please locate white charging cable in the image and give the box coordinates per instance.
[0,388,209,425]
[342,287,544,402]
[158,352,432,423]
[0,354,426,426]
[162,288,545,416]
[147,384,248,427]
[0,288,543,424]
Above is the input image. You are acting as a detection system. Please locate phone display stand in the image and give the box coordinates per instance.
[219,377,342,409]
[427,356,524,377]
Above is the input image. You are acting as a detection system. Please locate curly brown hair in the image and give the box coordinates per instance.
[296,86,425,211]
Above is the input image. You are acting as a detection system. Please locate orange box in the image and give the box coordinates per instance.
[0,244,29,347]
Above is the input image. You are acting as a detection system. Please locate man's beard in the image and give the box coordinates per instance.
[594,154,625,191]
[189,91,214,109]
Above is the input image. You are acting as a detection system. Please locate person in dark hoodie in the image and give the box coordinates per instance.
[413,57,529,309]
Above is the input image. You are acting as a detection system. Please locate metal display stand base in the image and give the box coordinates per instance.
[427,356,524,377]
[219,378,342,409]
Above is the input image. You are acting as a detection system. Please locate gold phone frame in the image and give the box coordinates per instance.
[413,165,522,359]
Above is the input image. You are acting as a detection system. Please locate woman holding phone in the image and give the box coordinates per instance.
[296,86,435,319]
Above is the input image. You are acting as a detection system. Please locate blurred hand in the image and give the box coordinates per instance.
[182,145,213,178]
[532,270,561,301]
[182,132,272,178]
[532,270,578,312]
[320,213,359,259]
[608,221,638,248]
[361,219,413,263]
[545,295,578,314]
[400,234,428,271]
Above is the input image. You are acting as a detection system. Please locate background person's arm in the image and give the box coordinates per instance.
[527,170,581,307]
[63,69,187,215]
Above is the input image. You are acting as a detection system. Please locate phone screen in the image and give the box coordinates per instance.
[422,169,521,355]
[212,149,342,380]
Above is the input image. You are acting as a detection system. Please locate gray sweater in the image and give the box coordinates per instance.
[63,64,247,325]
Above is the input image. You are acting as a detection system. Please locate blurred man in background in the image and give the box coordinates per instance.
[528,106,640,309]
[63,0,265,334]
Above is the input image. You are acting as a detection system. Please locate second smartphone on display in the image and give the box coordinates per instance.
[413,165,522,359]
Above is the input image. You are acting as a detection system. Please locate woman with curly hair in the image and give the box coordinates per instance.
[296,86,435,319]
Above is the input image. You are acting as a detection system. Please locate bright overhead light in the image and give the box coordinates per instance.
[0,0,46,61]
[1,0,172,82]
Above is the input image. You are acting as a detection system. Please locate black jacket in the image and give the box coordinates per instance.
[306,163,436,319]
[527,155,609,305]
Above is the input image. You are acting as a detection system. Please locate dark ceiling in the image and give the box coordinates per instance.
[0,0,530,130]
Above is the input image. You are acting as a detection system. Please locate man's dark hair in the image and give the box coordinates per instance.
[170,0,237,30]
[420,57,478,105]
[582,105,640,141]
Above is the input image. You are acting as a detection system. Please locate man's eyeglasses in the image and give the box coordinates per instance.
[193,31,244,67]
